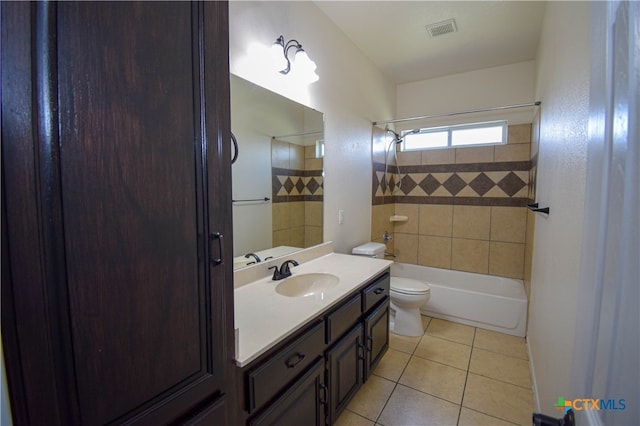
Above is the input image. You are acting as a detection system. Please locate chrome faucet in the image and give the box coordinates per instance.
[268,259,299,280]
[244,253,261,264]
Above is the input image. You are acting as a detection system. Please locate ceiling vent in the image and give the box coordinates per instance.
[426,18,457,38]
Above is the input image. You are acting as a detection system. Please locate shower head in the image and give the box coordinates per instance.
[386,127,420,144]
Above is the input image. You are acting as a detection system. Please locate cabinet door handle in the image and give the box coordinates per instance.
[319,383,328,405]
[374,287,385,295]
[284,352,306,368]
[366,336,373,352]
[210,232,223,266]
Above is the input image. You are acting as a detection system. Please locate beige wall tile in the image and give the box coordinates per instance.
[271,140,289,168]
[393,233,418,264]
[421,148,456,165]
[290,226,305,247]
[394,204,419,234]
[305,157,323,171]
[489,241,525,279]
[305,201,323,227]
[272,202,290,231]
[304,226,323,247]
[418,235,452,269]
[451,238,489,274]
[397,150,421,166]
[272,229,289,247]
[491,207,527,243]
[455,146,494,164]
[494,143,531,162]
[453,206,491,240]
[289,202,305,228]
[289,144,305,170]
[419,204,453,237]
[507,123,532,144]
[304,144,315,159]
[371,204,394,242]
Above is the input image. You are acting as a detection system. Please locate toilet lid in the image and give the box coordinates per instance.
[391,277,431,295]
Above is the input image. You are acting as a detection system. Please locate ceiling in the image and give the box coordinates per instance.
[314,1,546,84]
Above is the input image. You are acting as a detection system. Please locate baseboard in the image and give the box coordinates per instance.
[526,335,541,412]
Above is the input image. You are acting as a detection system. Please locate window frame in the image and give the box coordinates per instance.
[401,120,508,151]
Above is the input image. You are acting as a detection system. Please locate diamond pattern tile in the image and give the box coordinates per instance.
[442,174,467,196]
[468,173,494,196]
[307,177,320,194]
[497,172,526,197]
[400,175,417,195]
[419,174,441,195]
[295,178,305,194]
[283,177,295,193]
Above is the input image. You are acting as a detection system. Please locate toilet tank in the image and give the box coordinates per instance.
[351,242,386,258]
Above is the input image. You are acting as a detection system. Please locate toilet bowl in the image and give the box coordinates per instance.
[351,242,431,337]
[389,277,431,336]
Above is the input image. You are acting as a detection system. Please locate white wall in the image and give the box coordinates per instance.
[527,2,591,414]
[396,60,537,131]
[229,1,396,254]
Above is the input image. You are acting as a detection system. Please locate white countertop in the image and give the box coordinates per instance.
[234,253,392,367]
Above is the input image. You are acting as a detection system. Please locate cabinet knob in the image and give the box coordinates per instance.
[374,287,385,295]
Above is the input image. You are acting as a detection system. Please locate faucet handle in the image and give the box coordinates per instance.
[268,266,282,281]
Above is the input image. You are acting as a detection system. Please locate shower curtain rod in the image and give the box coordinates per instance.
[272,130,323,139]
[372,101,541,126]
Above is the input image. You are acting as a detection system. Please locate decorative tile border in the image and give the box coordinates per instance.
[272,167,323,203]
[372,161,532,207]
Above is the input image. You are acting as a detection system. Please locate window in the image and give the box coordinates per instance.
[402,120,507,151]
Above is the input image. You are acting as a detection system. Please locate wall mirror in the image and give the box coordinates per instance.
[231,74,324,269]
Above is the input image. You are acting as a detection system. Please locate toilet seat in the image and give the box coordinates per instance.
[391,277,431,295]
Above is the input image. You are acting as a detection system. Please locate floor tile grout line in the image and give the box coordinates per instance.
[465,371,534,391]
[456,326,477,425]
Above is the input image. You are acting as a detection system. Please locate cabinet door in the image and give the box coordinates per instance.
[249,359,327,426]
[1,2,235,424]
[363,299,390,380]
[327,324,364,425]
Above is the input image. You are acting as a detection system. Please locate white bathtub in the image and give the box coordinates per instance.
[390,262,528,337]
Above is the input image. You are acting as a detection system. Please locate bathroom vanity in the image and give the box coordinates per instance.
[234,252,392,425]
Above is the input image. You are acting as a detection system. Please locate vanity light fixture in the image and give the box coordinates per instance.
[271,35,319,83]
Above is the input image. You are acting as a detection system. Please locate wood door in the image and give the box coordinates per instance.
[363,299,390,381]
[327,324,364,425]
[1,1,235,424]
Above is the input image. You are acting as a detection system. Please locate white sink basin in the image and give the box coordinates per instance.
[275,273,340,298]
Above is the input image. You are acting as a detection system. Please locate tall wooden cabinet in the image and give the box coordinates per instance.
[1,1,236,424]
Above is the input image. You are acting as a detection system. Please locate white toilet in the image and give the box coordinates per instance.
[351,243,431,337]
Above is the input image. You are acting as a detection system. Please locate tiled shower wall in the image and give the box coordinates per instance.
[272,140,323,248]
[371,124,533,279]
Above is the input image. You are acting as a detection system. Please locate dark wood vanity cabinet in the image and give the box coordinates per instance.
[239,271,390,425]
[1,2,236,424]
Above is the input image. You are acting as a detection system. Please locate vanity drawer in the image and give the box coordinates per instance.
[247,320,325,413]
[362,273,390,313]
[326,293,362,345]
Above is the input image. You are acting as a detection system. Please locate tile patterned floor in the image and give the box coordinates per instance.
[335,317,534,426]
